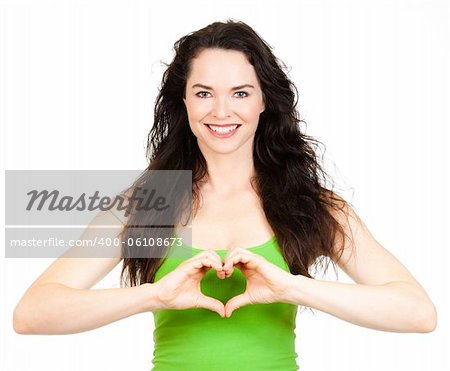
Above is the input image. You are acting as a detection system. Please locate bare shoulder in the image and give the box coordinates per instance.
[323,190,422,287]
[320,190,359,265]
[106,188,134,226]
[29,207,128,291]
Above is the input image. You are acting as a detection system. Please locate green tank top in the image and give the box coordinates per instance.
[151,235,299,370]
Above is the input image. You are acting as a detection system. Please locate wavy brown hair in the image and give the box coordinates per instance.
[119,19,355,288]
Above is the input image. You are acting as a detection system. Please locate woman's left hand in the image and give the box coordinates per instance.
[222,247,294,317]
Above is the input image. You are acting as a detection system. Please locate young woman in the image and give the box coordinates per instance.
[13,20,437,370]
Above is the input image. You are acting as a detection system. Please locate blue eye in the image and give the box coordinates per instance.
[195,91,249,98]
[195,91,211,98]
[234,91,248,98]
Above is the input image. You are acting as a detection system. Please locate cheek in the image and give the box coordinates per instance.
[185,98,263,122]
[237,101,264,120]
[185,99,212,121]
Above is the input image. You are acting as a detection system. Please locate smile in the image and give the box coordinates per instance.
[204,124,242,138]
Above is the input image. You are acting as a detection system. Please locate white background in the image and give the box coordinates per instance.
[1,0,449,370]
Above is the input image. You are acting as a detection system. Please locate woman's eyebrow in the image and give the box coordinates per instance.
[191,83,255,90]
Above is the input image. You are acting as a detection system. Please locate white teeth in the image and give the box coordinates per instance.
[208,125,239,134]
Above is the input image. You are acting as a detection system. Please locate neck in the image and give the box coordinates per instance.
[200,147,255,195]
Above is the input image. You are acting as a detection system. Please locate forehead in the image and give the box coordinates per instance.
[187,48,259,86]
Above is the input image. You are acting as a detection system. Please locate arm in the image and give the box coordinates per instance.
[14,282,159,335]
[283,198,437,333]
[284,276,436,333]
[13,209,162,335]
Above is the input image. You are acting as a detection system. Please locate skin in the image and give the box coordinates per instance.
[13,48,437,335]
[11,48,285,333]
[153,246,293,318]
[154,47,438,330]
[154,48,283,318]
[183,48,265,194]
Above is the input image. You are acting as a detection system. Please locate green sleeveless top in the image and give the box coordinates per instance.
[151,235,299,370]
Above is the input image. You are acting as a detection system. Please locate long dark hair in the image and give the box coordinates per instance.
[119,19,354,287]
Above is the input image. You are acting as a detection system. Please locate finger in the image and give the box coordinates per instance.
[197,250,225,270]
[197,294,226,317]
[205,249,224,264]
[205,250,227,278]
[223,246,255,264]
[182,254,225,279]
[222,248,242,276]
[223,251,253,275]
[185,257,223,276]
[224,293,250,318]
[223,246,242,262]
[201,250,226,278]
[193,257,222,272]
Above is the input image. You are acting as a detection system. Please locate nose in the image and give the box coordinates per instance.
[211,96,231,119]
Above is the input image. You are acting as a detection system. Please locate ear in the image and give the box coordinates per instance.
[260,94,266,113]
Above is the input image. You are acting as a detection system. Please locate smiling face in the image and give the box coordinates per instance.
[183,48,265,156]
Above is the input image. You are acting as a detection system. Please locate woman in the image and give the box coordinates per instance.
[13,20,437,370]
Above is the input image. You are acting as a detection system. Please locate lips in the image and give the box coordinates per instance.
[204,123,242,138]
[204,123,242,128]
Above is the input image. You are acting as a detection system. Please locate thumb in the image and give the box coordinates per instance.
[225,293,250,318]
[197,294,225,317]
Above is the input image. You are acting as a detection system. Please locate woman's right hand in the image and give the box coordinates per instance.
[153,250,226,317]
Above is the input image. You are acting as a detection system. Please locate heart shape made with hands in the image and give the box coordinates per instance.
[199,260,246,316]
[198,248,290,318]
